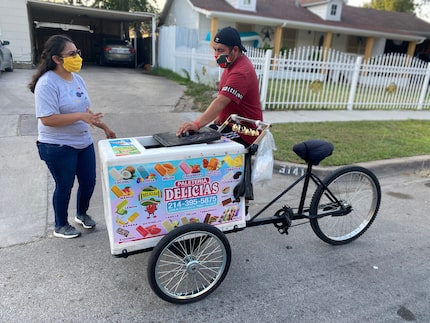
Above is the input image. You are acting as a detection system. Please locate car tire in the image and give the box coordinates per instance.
[5,59,13,72]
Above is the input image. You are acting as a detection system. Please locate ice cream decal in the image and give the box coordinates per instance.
[107,154,244,243]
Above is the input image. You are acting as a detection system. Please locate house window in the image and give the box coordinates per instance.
[282,28,297,51]
[330,4,337,16]
[347,35,365,55]
[243,0,251,4]
[236,23,253,33]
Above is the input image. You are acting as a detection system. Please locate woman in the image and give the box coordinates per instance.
[29,35,116,239]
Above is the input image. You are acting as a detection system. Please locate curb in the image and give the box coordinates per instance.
[273,155,430,178]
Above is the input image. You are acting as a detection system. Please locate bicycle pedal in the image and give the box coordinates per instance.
[274,206,293,230]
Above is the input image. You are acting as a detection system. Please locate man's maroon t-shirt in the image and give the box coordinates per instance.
[217,54,263,144]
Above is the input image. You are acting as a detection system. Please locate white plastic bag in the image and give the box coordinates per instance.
[251,130,277,184]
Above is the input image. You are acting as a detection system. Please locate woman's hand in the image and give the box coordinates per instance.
[87,108,116,138]
[84,108,104,127]
[104,127,117,139]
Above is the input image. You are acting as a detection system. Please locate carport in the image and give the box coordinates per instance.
[26,0,156,67]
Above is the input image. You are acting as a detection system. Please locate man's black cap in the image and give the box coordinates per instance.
[213,26,247,53]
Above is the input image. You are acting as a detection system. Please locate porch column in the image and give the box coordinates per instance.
[270,25,283,71]
[322,31,333,76]
[323,31,333,57]
[364,36,375,62]
[210,18,219,47]
[406,41,417,68]
[407,41,416,57]
[273,25,282,57]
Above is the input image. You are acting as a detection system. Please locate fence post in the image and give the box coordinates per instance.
[417,63,430,110]
[191,48,196,82]
[347,55,362,111]
[260,49,272,110]
[170,26,176,72]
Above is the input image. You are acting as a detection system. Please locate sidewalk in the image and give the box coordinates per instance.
[262,109,430,124]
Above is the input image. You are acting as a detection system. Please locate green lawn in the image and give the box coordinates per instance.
[264,79,427,110]
[271,120,430,166]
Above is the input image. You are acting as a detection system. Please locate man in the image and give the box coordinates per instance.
[177,26,263,146]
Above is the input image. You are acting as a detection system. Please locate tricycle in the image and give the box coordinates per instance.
[98,115,381,304]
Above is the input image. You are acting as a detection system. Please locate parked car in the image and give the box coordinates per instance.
[0,40,13,72]
[99,39,136,67]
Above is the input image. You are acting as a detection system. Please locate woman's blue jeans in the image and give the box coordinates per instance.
[37,142,96,229]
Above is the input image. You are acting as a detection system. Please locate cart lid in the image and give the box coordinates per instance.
[153,127,222,147]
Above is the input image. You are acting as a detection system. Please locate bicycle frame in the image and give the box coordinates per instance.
[245,162,345,231]
[217,114,351,234]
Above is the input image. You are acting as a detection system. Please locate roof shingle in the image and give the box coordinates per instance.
[180,0,430,38]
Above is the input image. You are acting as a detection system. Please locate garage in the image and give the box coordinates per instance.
[26,0,156,67]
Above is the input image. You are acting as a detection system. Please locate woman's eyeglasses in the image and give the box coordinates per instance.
[60,49,81,58]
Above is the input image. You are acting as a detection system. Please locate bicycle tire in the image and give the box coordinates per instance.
[147,223,231,304]
[309,166,381,245]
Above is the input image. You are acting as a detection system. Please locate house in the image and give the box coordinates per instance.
[0,0,156,67]
[159,0,430,60]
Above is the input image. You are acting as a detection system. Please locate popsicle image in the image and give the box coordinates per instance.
[116,199,128,210]
[179,161,192,174]
[116,227,130,237]
[222,171,234,181]
[154,163,167,176]
[204,213,211,223]
[111,185,124,198]
[233,155,243,167]
[136,225,149,237]
[116,200,128,215]
[128,212,139,223]
[162,220,174,232]
[162,163,177,175]
[109,168,123,181]
[228,206,237,220]
[207,158,218,170]
[137,165,149,178]
[115,215,127,225]
[224,154,235,167]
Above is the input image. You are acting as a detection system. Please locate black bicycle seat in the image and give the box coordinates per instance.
[293,140,334,165]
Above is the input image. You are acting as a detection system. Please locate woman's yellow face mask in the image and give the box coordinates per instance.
[62,54,83,73]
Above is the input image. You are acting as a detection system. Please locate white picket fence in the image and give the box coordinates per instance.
[256,47,430,110]
[157,27,430,110]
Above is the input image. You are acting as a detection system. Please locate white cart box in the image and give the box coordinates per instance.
[98,136,247,255]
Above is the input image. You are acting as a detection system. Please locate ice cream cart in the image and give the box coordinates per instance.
[98,128,249,256]
[97,115,272,304]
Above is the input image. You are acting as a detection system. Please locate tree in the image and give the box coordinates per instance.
[68,0,160,35]
[63,0,159,13]
[363,0,415,14]
[91,0,159,13]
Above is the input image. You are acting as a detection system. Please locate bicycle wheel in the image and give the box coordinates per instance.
[309,166,381,245]
[147,223,231,304]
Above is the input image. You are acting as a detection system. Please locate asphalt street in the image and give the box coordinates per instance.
[1,66,430,322]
